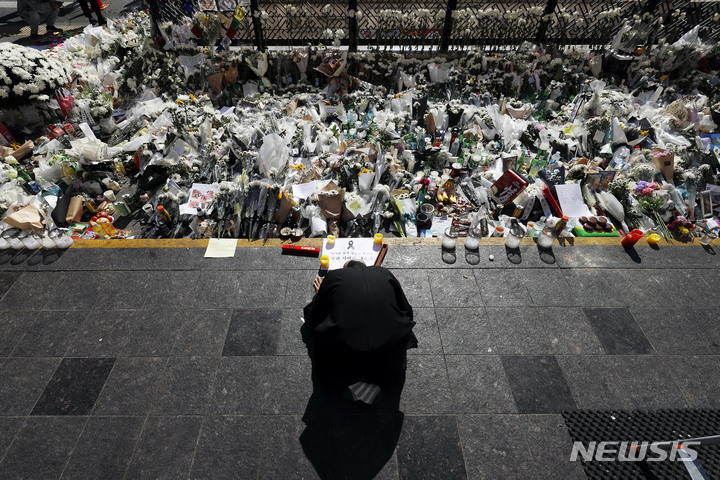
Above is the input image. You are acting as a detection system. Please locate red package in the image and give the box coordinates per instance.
[0,121,15,146]
[490,169,528,205]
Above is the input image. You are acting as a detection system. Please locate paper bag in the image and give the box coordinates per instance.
[650,148,675,182]
[4,203,44,231]
[65,196,84,224]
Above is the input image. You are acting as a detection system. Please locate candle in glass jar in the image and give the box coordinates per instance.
[442,228,457,249]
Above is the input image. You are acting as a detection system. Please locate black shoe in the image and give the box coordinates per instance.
[87,17,98,25]
[29,33,41,40]
[46,25,63,33]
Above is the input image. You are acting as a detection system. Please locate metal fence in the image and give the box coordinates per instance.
[149,0,720,50]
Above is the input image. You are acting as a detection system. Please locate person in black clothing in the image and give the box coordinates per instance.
[77,0,106,26]
[303,260,417,403]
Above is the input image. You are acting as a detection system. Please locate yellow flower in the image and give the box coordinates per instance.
[189,94,196,101]
[176,99,184,105]
[679,227,689,236]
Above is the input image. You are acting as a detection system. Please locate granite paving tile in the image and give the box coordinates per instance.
[0,272,19,299]
[525,415,586,479]
[277,309,308,356]
[487,307,555,355]
[397,415,467,480]
[610,355,689,409]
[445,355,516,414]
[92,357,167,415]
[612,270,670,307]
[190,415,268,479]
[31,357,115,416]
[474,269,532,306]
[0,311,34,357]
[0,417,24,461]
[0,417,85,479]
[125,416,203,480]
[91,247,204,271]
[222,309,282,356]
[382,245,445,269]
[67,311,135,357]
[554,246,630,269]
[62,416,144,480]
[0,249,20,269]
[10,310,83,357]
[400,355,453,414]
[41,271,104,311]
[456,414,534,480]
[283,269,319,308]
[435,307,494,354]
[236,270,289,308]
[665,355,720,409]
[501,355,576,414]
[0,272,61,310]
[687,308,720,354]
[583,308,654,355]
[408,308,442,355]
[563,269,626,307]
[631,307,711,355]
[391,269,433,307]
[121,310,184,357]
[142,271,201,309]
[318,414,401,480]
[259,416,321,480]
[151,357,219,415]
[521,269,573,306]
[93,271,152,310]
[556,355,634,410]
[170,309,232,357]
[429,269,483,307]
[0,357,61,415]
[265,355,313,415]
[192,271,245,309]
[211,356,275,415]
[537,307,604,355]
[652,269,716,306]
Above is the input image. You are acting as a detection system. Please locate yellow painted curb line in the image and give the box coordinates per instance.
[69,237,697,248]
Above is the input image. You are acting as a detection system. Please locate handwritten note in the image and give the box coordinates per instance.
[322,238,382,270]
[554,184,592,218]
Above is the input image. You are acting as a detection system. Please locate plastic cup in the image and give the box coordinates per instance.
[646,233,661,245]
[374,233,383,245]
[320,255,330,269]
[326,235,336,245]
[621,229,644,247]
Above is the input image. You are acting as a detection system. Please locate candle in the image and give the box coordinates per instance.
[374,233,383,245]
[442,228,457,249]
[646,233,661,245]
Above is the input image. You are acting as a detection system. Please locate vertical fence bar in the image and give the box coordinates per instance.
[440,0,457,52]
[348,0,358,52]
[250,0,265,50]
[535,0,558,44]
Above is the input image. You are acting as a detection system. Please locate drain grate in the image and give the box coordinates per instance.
[562,410,720,479]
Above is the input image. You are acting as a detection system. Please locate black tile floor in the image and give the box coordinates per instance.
[0,243,719,479]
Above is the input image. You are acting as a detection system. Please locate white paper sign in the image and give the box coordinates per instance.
[204,238,237,258]
[292,181,316,200]
[322,238,383,270]
[554,184,592,218]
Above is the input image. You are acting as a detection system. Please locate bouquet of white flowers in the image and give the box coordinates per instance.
[0,43,73,106]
